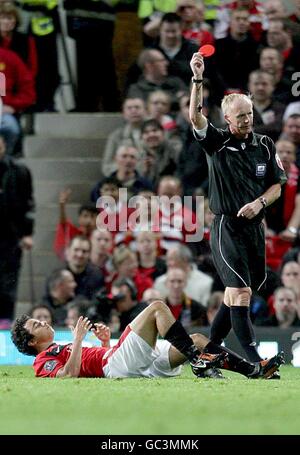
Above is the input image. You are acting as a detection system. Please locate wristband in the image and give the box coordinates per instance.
[288,226,297,235]
[258,196,267,208]
[192,78,203,84]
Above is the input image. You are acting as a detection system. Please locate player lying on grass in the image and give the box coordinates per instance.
[11,300,284,379]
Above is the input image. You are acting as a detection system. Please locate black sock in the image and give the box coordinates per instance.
[164,320,200,362]
[205,341,256,377]
[210,302,232,344]
[230,306,261,362]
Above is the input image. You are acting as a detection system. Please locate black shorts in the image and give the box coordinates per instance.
[210,215,266,290]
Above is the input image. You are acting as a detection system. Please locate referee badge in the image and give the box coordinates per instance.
[256,163,266,177]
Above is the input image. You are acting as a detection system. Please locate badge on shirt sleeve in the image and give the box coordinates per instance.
[44,360,58,372]
[256,163,266,177]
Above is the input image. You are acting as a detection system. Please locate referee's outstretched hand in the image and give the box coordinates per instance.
[237,199,263,219]
[190,52,205,78]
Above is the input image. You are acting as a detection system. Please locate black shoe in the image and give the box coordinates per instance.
[248,352,285,379]
[195,367,225,379]
[190,352,227,377]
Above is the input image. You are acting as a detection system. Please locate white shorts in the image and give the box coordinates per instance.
[102,327,182,378]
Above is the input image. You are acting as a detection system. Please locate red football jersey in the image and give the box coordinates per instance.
[33,343,109,378]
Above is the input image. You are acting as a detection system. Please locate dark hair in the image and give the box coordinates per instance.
[78,204,98,216]
[11,315,37,356]
[141,118,164,134]
[112,277,138,300]
[100,176,122,189]
[161,12,181,25]
[30,304,53,320]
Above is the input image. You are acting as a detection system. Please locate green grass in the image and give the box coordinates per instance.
[0,365,299,435]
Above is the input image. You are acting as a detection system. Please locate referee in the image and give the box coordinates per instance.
[189,52,287,363]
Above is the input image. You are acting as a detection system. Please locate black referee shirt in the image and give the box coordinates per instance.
[194,123,287,220]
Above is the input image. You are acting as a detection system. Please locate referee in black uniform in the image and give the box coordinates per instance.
[189,52,287,364]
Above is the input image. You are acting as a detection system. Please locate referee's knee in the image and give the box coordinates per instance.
[227,287,252,306]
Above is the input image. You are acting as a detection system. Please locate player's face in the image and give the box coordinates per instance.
[225,100,253,138]
[25,318,54,344]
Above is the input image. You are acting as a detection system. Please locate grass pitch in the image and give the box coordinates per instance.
[0,365,299,435]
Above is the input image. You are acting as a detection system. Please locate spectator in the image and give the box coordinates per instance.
[165,267,208,328]
[54,188,98,260]
[263,0,287,25]
[259,47,293,105]
[214,0,264,42]
[249,69,285,142]
[214,7,259,93]
[65,235,104,300]
[90,228,115,292]
[65,298,91,328]
[127,48,186,104]
[110,277,148,331]
[156,176,199,252]
[43,269,77,327]
[17,0,59,112]
[136,231,166,281]
[281,114,300,169]
[153,12,199,86]
[269,287,300,328]
[0,47,35,155]
[176,0,214,47]
[102,97,146,176]
[0,2,37,77]
[138,119,179,187]
[266,19,300,78]
[0,135,34,329]
[112,245,153,300]
[92,145,153,203]
[154,245,213,306]
[30,304,53,326]
[64,0,119,112]
[146,90,177,133]
[265,140,300,241]
[280,261,300,303]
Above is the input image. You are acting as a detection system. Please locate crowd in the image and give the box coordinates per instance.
[0,0,300,334]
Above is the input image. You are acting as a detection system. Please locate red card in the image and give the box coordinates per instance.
[199,44,215,57]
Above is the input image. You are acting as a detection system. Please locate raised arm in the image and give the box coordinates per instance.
[58,188,71,224]
[189,53,208,131]
[56,317,92,378]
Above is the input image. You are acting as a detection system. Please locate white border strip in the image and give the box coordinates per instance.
[218,215,248,287]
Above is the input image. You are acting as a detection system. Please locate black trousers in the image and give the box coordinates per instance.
[0,243,22,319]
[73,18,120,112]
[35,32,60,112]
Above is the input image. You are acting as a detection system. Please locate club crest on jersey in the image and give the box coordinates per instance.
[44,360,58,372]
[256,163,266,177]
[275,153,284,171]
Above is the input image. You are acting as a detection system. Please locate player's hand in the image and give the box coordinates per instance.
[190,52,204,78]
[237,200,263,219]
[70,316,92,342]
[92,323,111,347]
[59,188,71,205]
